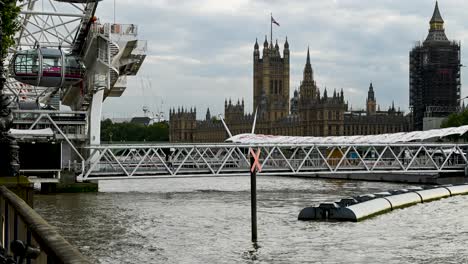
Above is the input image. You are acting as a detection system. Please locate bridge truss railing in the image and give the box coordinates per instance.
[12,110,87,140]
[11,110,87,164]
[79,143,468,180]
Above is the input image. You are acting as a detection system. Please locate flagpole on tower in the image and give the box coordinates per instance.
[270,13,273,46]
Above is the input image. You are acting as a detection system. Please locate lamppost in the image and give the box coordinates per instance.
[458,95,468,113]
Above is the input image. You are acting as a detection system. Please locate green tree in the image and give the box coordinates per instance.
[100,120,169,142]
[440,110,468,128]
[1,1,22,58]
[145,122,169,141]
[100,119,114,141]
[440,110,468,141]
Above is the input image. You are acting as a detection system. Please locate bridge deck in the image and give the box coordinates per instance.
[78,143,468,181]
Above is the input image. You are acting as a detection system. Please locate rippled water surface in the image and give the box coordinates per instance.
[34,177,468,263]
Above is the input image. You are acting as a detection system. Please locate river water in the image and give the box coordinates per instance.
[34,176,468,263]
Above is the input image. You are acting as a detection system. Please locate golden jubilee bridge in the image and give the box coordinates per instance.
[78,126,468,181]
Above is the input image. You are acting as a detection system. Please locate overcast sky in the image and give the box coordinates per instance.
[96,0,468,120]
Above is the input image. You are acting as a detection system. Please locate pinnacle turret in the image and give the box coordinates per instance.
[303,46,313,82]
[425,1,448,43]
[430,1,444,24]
[206,108,211,121]
[367,82,375,102]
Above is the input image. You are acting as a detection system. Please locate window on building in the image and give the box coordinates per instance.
[279,80,283,95]
[270,80,273,94]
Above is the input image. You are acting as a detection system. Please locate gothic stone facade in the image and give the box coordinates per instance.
[170,39,409,142]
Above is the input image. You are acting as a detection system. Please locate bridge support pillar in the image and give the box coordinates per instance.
[88,88,104,164]
[41,171,98,193]
[40,183,57,194]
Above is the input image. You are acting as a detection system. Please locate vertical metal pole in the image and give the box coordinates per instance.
[113,0,116,25]
[270,13,272,46]
[250,156,257,243]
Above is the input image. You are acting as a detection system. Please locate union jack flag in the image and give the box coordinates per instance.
[271,16,280,26]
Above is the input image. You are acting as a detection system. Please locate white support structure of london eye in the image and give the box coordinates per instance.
[4,0,147,178]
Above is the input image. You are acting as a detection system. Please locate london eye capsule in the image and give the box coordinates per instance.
[10,47,85,87]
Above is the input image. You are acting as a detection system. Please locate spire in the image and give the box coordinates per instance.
[263,35,268,48]
[430,1,444,24]
[284,36,289,49]
[254,38,259,50]
[275,39,279,49]
[367,82,375,102]
[303,46,313,82]
[425,1,448,43]
[206,108,211,121]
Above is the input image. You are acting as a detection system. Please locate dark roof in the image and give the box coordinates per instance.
[130,116,151,125]
[430,1,444,24]
[425,1,449,44]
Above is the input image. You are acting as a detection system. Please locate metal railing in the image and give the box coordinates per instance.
[79,143,468,180]
[90,23,138,39]
[0,186,90,263]
[11,110,87,140]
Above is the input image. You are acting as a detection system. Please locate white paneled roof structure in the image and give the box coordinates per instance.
[227,125,468,145]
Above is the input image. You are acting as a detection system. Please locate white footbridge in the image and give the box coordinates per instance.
[79,142,468,181]
[78,126,468,180]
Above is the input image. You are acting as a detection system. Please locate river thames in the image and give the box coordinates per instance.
[34,176,468,263]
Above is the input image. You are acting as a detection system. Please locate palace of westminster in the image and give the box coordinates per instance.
[169,2,460,142]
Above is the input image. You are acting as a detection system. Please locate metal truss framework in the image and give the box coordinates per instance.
[11,109,87,160]
[14,0,89,51]
[79,143,468,181]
